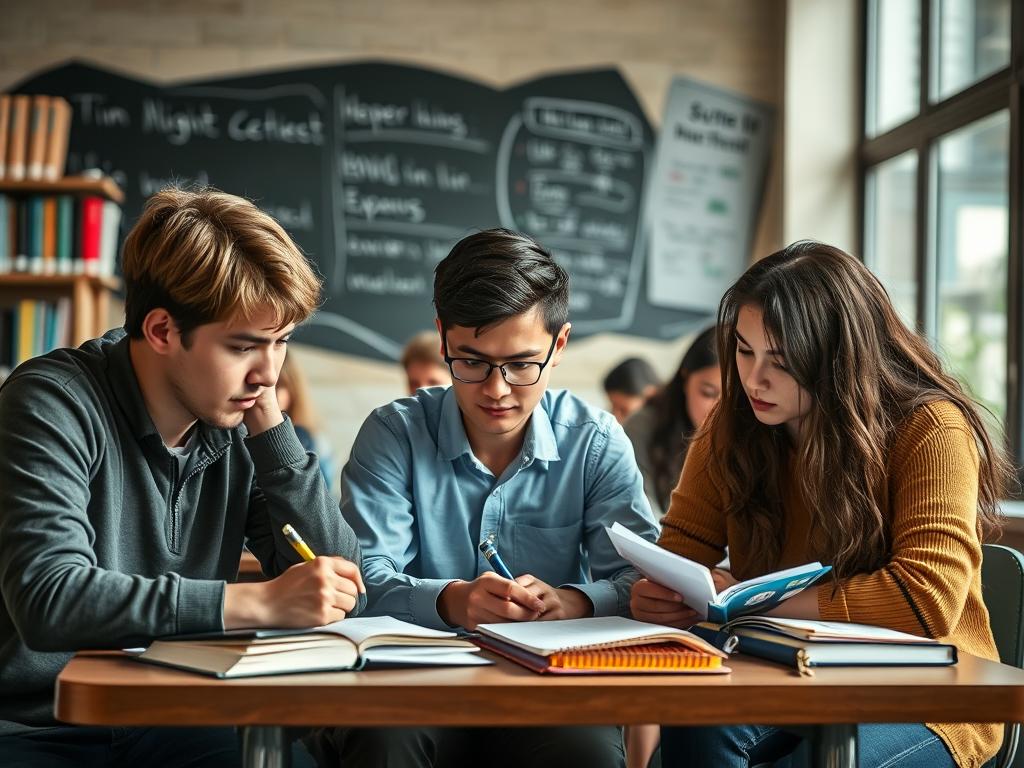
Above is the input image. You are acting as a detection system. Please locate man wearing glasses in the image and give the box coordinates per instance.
[310,229,657,768]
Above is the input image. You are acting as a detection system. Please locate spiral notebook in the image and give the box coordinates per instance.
[473,617,730,674]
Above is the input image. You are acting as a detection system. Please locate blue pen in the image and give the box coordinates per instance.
[478,534,514,580]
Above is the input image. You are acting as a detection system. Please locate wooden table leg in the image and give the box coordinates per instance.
[240,725,291,768]
[811,724,857,768]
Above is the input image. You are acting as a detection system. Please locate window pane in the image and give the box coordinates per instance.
[865,151,918,328]
[934,110,1008,422]
[866,0,920,136]
[933,0,1011,101]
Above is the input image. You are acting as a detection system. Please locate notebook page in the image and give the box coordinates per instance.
[476,616,720,657]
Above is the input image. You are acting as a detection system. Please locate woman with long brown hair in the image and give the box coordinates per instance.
[631,241,1015,768]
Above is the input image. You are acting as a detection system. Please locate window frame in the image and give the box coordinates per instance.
[859,0,1024,491]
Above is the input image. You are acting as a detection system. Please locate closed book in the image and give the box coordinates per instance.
[691,617,957,677]
[56,195,73,273]
[27,195,44,273]
[474,616,729,675]
[42,196,57,273]
[16,299,34,364]
[98,199,122,277]
[136,615,489,679]
[6,95,29,181]
[26,95,50,181]
[54,296,71,348]
[15,197,28,272]
[606,522,831,623]
[43,96,71,181]
[0,94,10,179]
[0,195,8,272]
[79,196,103,275]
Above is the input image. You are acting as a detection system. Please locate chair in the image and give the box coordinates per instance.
[982,543,1024,768]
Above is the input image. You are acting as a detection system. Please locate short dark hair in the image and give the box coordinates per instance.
[433,228,569,337]
[602,357,660,396]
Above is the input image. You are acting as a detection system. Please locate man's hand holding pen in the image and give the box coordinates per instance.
[514,574,593,621]
[437,572,545,630]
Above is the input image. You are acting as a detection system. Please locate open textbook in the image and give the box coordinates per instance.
[690,616,957,676]
[136,616,490,678]
[606,523,831,623]
[474,616,729,674]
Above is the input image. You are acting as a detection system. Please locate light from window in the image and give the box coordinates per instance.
[934,110,1009,422]
[865,151,918,328]
[933,0,1011,101]
[866,0,920,136]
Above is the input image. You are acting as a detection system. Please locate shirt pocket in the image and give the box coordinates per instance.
[511,520,584,586]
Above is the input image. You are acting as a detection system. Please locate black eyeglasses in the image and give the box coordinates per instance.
[443,335,557,386]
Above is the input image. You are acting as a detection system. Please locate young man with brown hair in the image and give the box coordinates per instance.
[0,188,363,767]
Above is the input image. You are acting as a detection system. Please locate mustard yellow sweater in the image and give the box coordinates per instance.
[659,400,1001,768]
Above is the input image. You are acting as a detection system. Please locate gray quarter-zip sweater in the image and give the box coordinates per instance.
[0,329,362,734]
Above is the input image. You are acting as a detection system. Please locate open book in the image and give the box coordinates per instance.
[690,616,957,676]
[606,522,831,623]
[136,616,490,678]
[474,616,729,674]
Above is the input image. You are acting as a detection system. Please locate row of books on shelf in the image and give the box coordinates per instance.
[0,193,122,277]
[0,298,71,376]
[0,94,72,182]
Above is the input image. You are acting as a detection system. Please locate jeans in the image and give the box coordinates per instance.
[305,725,625,768]
[660,723,955,768]
[0,725,315,768]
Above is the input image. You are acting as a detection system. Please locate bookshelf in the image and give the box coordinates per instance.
[0,274,120,347]
[0,176,124,204]
[0,176,124,358]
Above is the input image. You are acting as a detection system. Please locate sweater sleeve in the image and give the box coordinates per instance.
[243,417,365,615]
[817,406,983,639]
[657,431,728,568]
[0,373,223,651]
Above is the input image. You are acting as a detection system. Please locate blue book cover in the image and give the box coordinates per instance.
[607,522,831,623]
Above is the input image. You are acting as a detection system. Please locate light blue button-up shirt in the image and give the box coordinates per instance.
[341,386,659,630]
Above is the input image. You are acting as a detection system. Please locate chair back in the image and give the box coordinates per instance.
[982,543,1024,768]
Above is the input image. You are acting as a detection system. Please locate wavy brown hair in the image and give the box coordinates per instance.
[710,241,1013,581]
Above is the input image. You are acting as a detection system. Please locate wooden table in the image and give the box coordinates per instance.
[56,651,1024,768]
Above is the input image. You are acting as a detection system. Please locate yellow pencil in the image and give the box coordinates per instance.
[282,523,316,562]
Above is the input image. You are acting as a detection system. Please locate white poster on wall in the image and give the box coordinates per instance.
[645,77,774,311]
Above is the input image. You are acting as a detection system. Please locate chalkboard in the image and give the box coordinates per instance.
[14,61,710,360]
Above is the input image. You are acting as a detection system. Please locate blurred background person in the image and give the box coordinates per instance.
[276,354,337,491]
[625,326,720,520]
[401,330,451,395]
[602,356,660,424]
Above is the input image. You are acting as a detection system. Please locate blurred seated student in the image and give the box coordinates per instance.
[276,353,337,487]
[603,356,660,424]
[0,188,364,768]
[630,241,1012,768]
[306,228,657,768]
[624,326,720,520]
[401,330,451,394]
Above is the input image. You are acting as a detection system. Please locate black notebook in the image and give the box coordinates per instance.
[691,616,957,676]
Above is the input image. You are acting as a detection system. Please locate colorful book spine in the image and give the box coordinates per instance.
[0,94,10,180]
[0,195,8,272]
[80,196,104,275]
[6,95,29,182]
[26,95,50,181]
[43,97,71,181]
[56,195,74,274]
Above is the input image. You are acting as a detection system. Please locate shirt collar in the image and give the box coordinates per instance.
[105,331,233,455]
[435,388,561,465]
